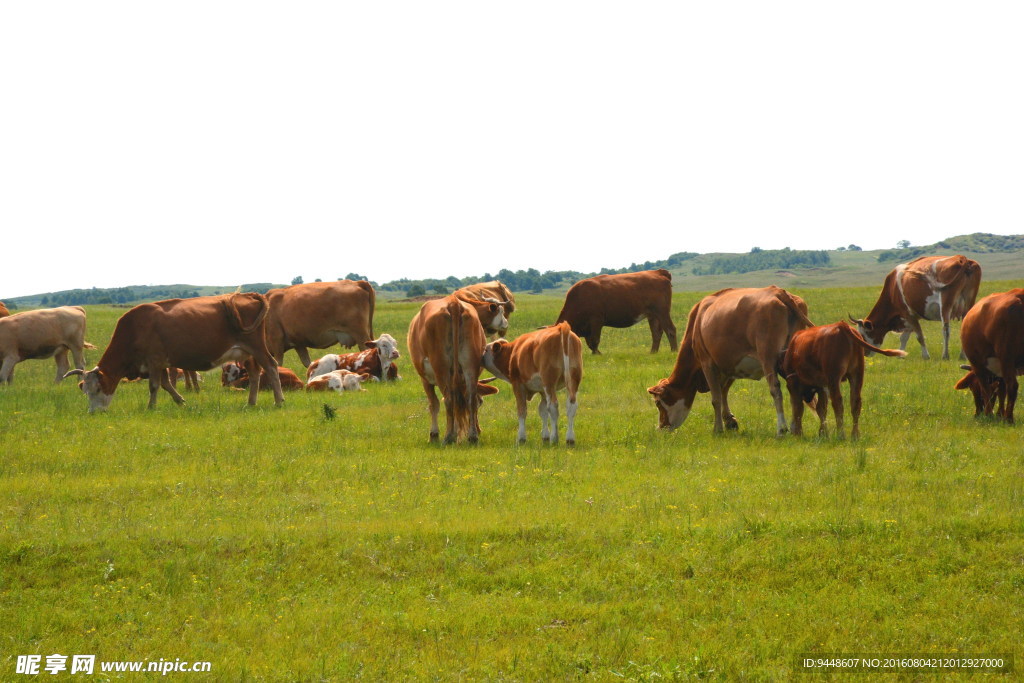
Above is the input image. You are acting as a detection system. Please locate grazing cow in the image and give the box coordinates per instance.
[647,286,813,435]
[264,280,376,366]
[305,368,372,392]
[407,295,506,443]
[168,368,202,391]
[220,362,304,390]
[852,255,981,360]
[483,322,583,445]
[0,306,95,384]
[65,293,283,412]
[556,269,677,354]
[306,333,401,382]
[454,281,516,336]
[782,321,906,439]
[955,366,1008,418]
[958,289,1024,423]
[0,301,9,317]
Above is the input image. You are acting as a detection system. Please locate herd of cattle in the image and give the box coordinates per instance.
[0,255,1020,444]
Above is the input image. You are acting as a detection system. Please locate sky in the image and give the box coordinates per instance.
[2,2,1022,298]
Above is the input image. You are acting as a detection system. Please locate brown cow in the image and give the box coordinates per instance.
[306,333,400,382]
[0,301,9,317]
[264,280,376,366]
[955,365,1009,418]
[220,362,304,391]
[65,293,283,412]
[648,286,813,435]
[407,295,506,443]
[852,255,981,360]
[782,321,906,439]
[305,368,372,392]
[483,322,583,445]
[556,269,677,354]
[454,280,515,336]
[958,289,1024,423]
[0,306,95,384]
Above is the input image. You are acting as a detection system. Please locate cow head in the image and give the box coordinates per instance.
[221,362,247,386]
[364,333,401,361]
[341,372,372,391]
[647,372,708,430]
[482,340,512,382]
[65,367,117,413]
[459,297,509,336]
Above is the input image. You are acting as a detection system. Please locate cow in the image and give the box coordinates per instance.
[482,322,583,445]
[305,368,372,392]
[264,280,376,366]
[454,281,516,336]
[0,301,9,317]
[958,288,1024,423]
[220,362,304,390]
[955,366,1007,418]
[851,255,981,360]
[0,306,95,384]
[407,295,506,443]
[65,292,283,412]
[647,286,813,435]
[782,321,907,439]
[556,269,677,354]
[306,333,401,382]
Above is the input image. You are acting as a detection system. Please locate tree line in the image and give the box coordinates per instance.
[691,248,831,276]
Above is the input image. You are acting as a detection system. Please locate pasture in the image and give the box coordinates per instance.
[2,283,1022,680]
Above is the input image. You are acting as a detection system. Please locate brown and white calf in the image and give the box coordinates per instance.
[221,362,304,390]
[305,369,372,392]
[852,255,981,360]
[306,333,400,382]
[958,288,1024,423]
[483,322,583,445]
[648,286,813,435]
[782,321,906,439]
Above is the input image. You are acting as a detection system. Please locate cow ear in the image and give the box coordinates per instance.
[478,382,499,396]
[363,340,377,349]
[647,384,663,398]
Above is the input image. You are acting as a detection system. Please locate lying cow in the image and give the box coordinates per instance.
[66,293,283,412]
[306,333,401,382]
[959,288,1024,422]
[305,369,372,392]
[0,306,95,384]
[782,321,906,439]
[483,322,583,445]
[407,295,505,443]
[557,269,677,354]
[648,286,812,435]
[221,362,304,390]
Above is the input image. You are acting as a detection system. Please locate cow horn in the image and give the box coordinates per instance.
[848,313,863,325]
[63,369,85,378]
[479,376,499,384]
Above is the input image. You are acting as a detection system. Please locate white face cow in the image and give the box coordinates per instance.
[364,333,400,376]
[221,362,246,385]
[65,367,116,413]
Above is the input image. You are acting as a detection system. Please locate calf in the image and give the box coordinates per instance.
[221,362,304,390]
[305,369,372,392]
[782,320,906,439]
[306,333,401,382]
[955,366,1006,418]
[483,322,583,445]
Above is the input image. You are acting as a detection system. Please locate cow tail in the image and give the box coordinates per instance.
[775,289,814,329]
[447,297,470,438]
[223,292,269,334]
[841,321,907,357]
[358,280,376,340]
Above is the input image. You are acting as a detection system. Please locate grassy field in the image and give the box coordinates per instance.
[2,282,1023,680]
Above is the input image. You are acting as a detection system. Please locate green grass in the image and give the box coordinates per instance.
[2,282,1023,680]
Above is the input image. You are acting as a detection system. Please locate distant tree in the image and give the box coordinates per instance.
[406,284,426,297]
[848,244,863,251]
[432,284,448,295]
[40,296,49,306]
[836,246,847,251]
[314,278,322,283]
[897,240,911,249]
[751,246,763,253]
[291,276,304,286]
[344,273,368,282]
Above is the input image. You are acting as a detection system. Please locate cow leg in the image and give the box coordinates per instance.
[849,374,863,440]
[147,370,163,408]
[159,370,187,405]
[546,389,560,444]
[565,388,579,446]
[906,320,929,359]
[586,324,603,355]
[1,355,18,384]
[251,352,284,407]
[514,385,530,444]
[54,349,70,384]
[538,394,551,442]
[1003,355,1018,424]
[648,317,662,354]
[786,377,804,436]
[422,380,441,442]
[663,315,678,352]
[828,380,845,439]
[814,388,829,436]
[941,320,951,360]
[442,389,457,444]
[720,378,738,430]
[71,344,88,372]
[705,368,726,433]
[766,369,789,436]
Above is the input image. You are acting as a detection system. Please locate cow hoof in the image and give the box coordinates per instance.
[443,436,456,445]
[468,435,479,444]
[429,433,439,443]
[518,438,527,445]
[566,439,575,447]
[725,420,739,431]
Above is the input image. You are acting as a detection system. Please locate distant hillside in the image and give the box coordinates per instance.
[3,233,1020,309]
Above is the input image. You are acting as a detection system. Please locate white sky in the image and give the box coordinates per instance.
[2,2,1022,298]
